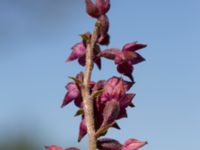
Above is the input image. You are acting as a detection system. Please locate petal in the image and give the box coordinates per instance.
[85,0,101,18]
[115,51,145,65]
[123,80,134,91]
[61,83,80,108]
[78,55,86,66]
[66,148,80,150]
[99,48,120,60]
[129,53,145,65]
[112,79,126,100]
[98,33,110,45]
[114,52,125,65]
[96,0,110,15]
[45,145,64,150]
[76,72,84,82]
[117,62,134,82]
[99,15,109,34]
[120,93,136,108]
[122,42,147,52]
[67,42,86,62]
[98,15,109,45]
[74,96,83,108]
[78,118,87,142]
[123,138,147,150]
[94,44,102,69]
[97,138,123,150]
[101,100,120,127]
[112,122,121,130]
[117,108,128,119]
[92,80,106,92]
[100,76,121,102]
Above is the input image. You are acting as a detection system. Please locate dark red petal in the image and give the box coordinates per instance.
[98,15,109,45]
[78,55,86,66]
[99,15,109,33]
[117,108,128,119]
[76,72,84,82]
[101,100,120,128]
[96,0,110,15]
[65,147,80,150]
[112,122,121,130]
[67,42,86,62]
[120,93,136,108]
[94,44,102,69]
[95,57,102,69]
[123,80,134,91]
[100,77,121,103]
[45,145,63,150]
[78,119,87,142]
[98,33,110,45]
[61,83,80,108]
[97,138,123,150]
[99,48,120,60]
[74,96,83,108]
[117,63,134,82]
[129,102,135,107]
[122,42,147,52]
[122,138,147,150]
[129,53,145,65]
[115,51,145,65]
[114,52,125,65]
[92,80,106,92]
[112,79,126,100]
[85,0,101,18]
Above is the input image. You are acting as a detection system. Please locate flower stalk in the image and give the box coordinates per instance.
[81,21,100,150]
[46,1,148,150]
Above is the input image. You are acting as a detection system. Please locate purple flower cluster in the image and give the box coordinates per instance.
[46,0,147,149]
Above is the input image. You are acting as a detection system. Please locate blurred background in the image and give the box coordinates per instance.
[0,0,200,149]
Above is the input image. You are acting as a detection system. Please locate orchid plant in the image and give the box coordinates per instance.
[46,0,147,150]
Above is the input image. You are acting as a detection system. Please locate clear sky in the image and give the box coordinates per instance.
[0,0,200,149]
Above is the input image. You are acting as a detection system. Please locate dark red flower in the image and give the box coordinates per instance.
[61,72,95,108]
[78,118,87,142]
[67,41,101,69]
[99,42,146,81]
[97,138,123,150]
[61,73,83,108]
[98,15,110,45]
[45,145,80,150]
[85,0,110,18]
[93,77,135,131]
[66,148,80,150]
[45,145,64,150]
[97,138,147,150]
[122,138,147,150]
[61,82,81,108]
[100,76,134,106]
[77,77,135,140]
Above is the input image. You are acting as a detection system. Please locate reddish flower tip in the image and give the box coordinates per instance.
[85,0,110,18]
[78,119,87,142]
[122,42,147,52]
[122,138,148,150]
[61,82,80,108]
[45,145,64,150]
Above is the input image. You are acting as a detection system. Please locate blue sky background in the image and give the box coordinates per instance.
[0,0,200,149]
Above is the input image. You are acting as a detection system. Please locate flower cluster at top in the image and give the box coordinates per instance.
[46,0,147,150]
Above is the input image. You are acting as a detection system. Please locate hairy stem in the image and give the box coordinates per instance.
[81,22,99,150]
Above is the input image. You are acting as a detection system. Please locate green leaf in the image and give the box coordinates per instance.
[79,34,90,42]
[74,109,84,117]
[95,122,115,138]
[68,76,82,85]
[92,89,104,99]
